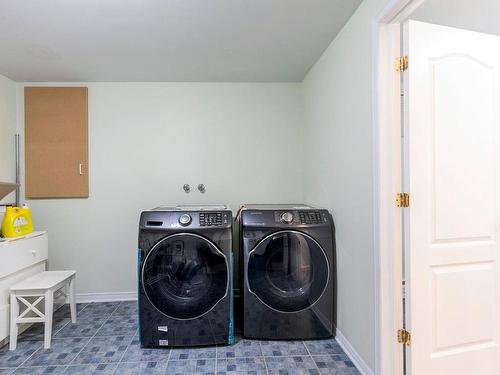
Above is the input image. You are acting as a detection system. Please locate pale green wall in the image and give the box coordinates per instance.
[16,82,304,296]
[302,0,390,371]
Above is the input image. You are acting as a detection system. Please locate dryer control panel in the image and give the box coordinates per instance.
[242,208,330,228]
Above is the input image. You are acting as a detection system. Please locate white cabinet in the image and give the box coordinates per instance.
[0,232,48,341]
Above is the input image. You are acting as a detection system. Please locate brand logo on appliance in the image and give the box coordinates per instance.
[158,326,168,332]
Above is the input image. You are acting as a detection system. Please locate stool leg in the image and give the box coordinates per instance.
[9,293,19,351]
[44,290,54,349]
[69,276,76,323]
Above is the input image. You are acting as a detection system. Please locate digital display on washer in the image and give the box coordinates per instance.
[199,212,222,226]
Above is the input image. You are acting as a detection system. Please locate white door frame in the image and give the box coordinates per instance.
[372,1,424,375]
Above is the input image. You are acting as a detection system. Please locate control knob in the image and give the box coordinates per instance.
[179,214,192,226]
[280,212,294,224]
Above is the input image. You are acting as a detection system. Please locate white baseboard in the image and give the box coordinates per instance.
[336,328,374,375]
[76,292,137,303]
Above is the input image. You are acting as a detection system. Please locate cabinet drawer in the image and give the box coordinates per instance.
[0,234,48,279]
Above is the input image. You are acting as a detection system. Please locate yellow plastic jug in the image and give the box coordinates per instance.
[1,205,34,238]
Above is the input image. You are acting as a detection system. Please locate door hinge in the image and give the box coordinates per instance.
[394,56,409,72]
[396,193,410,208]
[397,329,411,346]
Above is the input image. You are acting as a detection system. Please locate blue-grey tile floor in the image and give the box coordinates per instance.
[0,302,360,375]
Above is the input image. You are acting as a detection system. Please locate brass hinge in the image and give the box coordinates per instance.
[396,192,410,208]
[397,329,411,346]
[394,56,409,72]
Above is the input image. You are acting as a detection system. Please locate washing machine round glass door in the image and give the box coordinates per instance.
[247,230,329,313]
[142,233,228,320]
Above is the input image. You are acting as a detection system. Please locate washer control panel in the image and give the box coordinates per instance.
[199,212,229,227]
[141,210,232,229]
[299,211,323,225]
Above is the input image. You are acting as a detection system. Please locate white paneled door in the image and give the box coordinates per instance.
[404,21,500,375]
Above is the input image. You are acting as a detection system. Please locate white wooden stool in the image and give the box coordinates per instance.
[9,270,76,350]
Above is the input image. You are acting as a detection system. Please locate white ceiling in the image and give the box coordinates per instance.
[0,0,362,82]
[411,0,500,37]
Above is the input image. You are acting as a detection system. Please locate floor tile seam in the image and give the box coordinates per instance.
[51,316,72,336]
[162,346,172,375]
[16,341,45,369]
[259,342,270,375]
[19,334,94,369]
[262,354,317,357]
[7,304,127,373]
[110,312,137,317]
[67,308,112,366]
[117,360,168,364]
[114,305,136,367]
[13,364,68,368]
[53,303,89,319]
[78,304,90,313]
[12,353,341,367]
[77,301,119,319]
[115,342,132,366]
[92,331,137,338]
[109,302,121,315]
[304,341,322,375]
[166,344,172,363]
[10,303,89,371]
[214,336,218,375]
[214,355,266,359]
[167,354,245,362]
[111,353,123,375]
[66,362,116,366]
[14,349,341,366]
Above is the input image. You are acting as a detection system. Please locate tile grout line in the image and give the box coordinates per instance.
[52,317,70,336]
[48,299,89,337]
[260,342,270,375]
[162,344,172,375]
[163,354,336,359]
[215,341,218,375]
[15,342,43,370]
[54,301,90,337]
[48,301,83,338]
[108,301,133,375]
[66,302,107,369]
[67,301,123,370]
[15,302,92,370]
[304,341,323,375]
[114,316,138,372]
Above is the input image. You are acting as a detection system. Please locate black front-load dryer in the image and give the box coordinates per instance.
[240,204,336,340]
[138,205,233,348]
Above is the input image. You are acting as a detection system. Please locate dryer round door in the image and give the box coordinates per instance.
[247,230,329,313]
[142,233,229,320]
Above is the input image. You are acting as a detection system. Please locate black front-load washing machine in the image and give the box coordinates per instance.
[240,204,336,340]
[138,205,233,348]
